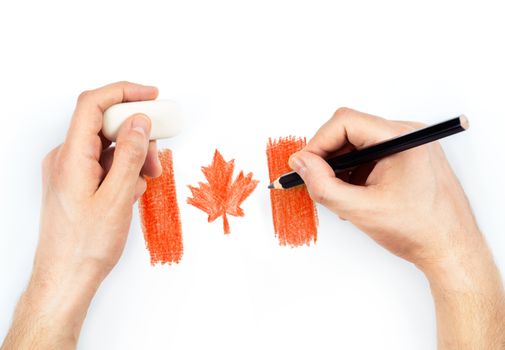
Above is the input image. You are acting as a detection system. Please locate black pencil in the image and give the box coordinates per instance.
[268,115,469,190]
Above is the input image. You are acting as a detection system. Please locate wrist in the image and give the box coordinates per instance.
[416,231,505,348]
[417,234,503,296]
[22,260,105,343]
[2,280,92,349]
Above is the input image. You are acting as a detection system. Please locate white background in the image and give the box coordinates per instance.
[0,1,504,349]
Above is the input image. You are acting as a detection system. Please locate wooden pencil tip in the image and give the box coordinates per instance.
[268,178,282,189]
[459,115,469,130]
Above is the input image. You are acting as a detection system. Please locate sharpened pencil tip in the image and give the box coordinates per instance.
[267,183,274,189]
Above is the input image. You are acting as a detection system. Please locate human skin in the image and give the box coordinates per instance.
[1,91,504,348]
[289,107,505,349]
[1,81,162,349]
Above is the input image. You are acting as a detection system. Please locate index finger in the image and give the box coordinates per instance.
[304,107,401,158]
[64,81,158,159]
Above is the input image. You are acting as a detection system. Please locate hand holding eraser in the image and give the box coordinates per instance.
[102,100,183,141]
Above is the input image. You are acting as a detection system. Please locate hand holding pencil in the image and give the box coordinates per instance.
[269,115,468,189]
[285,108,505,347]
[287,108,478,267]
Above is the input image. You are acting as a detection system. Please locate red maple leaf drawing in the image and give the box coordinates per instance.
[187,150,259,234]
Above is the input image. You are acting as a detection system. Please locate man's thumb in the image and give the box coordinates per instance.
[288,150,368,210]
[101,114,151,201]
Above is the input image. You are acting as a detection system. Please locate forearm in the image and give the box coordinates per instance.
[2,264,102,350]
[2,291,70,349]
[420,235,505,349]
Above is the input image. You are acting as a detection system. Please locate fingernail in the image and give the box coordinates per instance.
[131,115,150,138]
[289,154,306,176]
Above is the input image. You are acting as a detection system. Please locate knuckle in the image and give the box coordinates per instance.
[42,147,58,170]
[399,124,415,133]
[56,147,72,167]
[41,147,58,182]
[116,80,131,86]
[411,121,427,129]
[76,90,95,106]
[41,159,52,182]
[412,144,431,158]
[41,157,50,176]
[397,120,426,129]
[333,107,352,120]
[390,123,415,137]
[52,149,72,181]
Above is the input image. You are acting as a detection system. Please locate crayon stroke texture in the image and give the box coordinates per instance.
[187,149,259,234]
[139,149,183,265]
[266,137,318,246]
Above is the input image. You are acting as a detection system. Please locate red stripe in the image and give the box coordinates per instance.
[266,137,318,246]
[139,149,183,264]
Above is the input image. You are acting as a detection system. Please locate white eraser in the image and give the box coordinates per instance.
[102,100,183,141]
